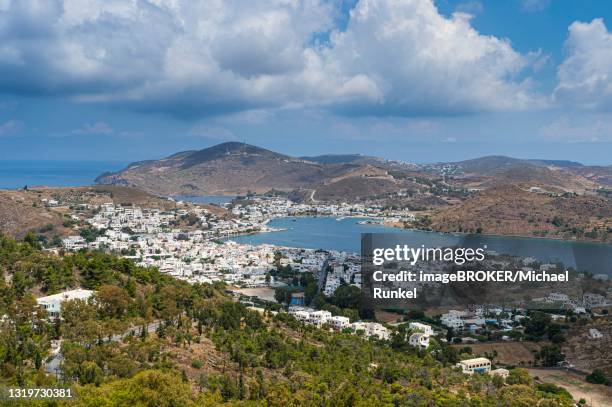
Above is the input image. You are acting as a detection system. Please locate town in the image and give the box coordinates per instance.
[48,194,609,351]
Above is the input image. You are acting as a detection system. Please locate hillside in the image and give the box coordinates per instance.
[427,156,602,193]
[0,236,577,406]
[98,145,611,201]
[426,185,612,242]
[0,189,70,238]
[96,142,361,196]
[0,185,225,240]
[95,143,428,199]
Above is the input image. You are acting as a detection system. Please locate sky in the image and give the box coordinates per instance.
[1,0,612,165]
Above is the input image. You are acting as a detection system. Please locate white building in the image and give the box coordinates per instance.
[441,312,464,329]
[309,310,332,327]
[37,289,94,317]
[409,332,430,349]
[588,328,603,339]
[456,357,491,374]
[547,292,570,303]
[409,322,433,335]
[351,321,390,340]
[490,368,509,379]
[62,236,87,251]
[328,315,350,331]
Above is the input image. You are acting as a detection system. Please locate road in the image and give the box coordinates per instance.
[318,258,330,293]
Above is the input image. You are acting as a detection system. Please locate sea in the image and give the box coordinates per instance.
[227,217,612,275]
[0,160,127,189]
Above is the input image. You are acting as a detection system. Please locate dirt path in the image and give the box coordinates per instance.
[309,189,317,203]
[528,368,612,407]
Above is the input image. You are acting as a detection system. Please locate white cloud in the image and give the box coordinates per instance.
[520,0,550,13]
[0,0,544,118]
[539,116,612,142]
[315,0,543,114]
[71,121,113,135]
[555,19,612,110]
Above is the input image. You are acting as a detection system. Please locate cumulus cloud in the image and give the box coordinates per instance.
[0,0,544,118]
[318,0,542,115]
[555,19,612,110]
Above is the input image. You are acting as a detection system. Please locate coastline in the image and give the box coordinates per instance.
[229,215,612,247]
[396,225,612,246]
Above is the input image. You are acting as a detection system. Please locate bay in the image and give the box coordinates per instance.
[227,216,612,275]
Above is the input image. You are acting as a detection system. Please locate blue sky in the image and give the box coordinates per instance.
[1,0,612,165]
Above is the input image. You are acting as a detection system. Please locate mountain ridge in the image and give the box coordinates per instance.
[95,142,611,197]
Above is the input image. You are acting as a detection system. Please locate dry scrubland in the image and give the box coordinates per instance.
[429,185,612,242]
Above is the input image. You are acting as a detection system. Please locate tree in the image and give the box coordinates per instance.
[96,285,130,319]
[446,327,454,342]
[538,345,564,367]
[506,368,532,386]
[331,284,361,309]
[77,370,202,406]
[586,369,610,385]
[61,299,101,344]
[492,374,505,389]
[524,312,551,340]
[274,287,287,304]
[23,231,41,249]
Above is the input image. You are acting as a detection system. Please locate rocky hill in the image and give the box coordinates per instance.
[96,142,424,199]
[423,155,609,193]
[97,144,611,210]
[96,142,357,196]
[0,185,225,239]
[427,185,612,242]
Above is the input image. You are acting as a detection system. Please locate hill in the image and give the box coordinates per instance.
[0,185,225,240]
[425,155,605,193]
[95,142,427,199]
[426,185,612,242]
[300,153,387,166]
[98,145,611,200]
[96,142,359,196]
[0,236,577,406]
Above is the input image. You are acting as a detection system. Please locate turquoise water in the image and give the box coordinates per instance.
[226,217,612,275]
[0,160,127,189]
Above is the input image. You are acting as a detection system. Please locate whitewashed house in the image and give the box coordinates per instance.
[409,322,433,335]
[456,357,491,374]
[409,332,430,349]
[328,315,350,331]
[37,289,94,318]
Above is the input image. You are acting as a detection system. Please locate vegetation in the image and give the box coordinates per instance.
[0,235,577,406]
[586,368,610,385]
